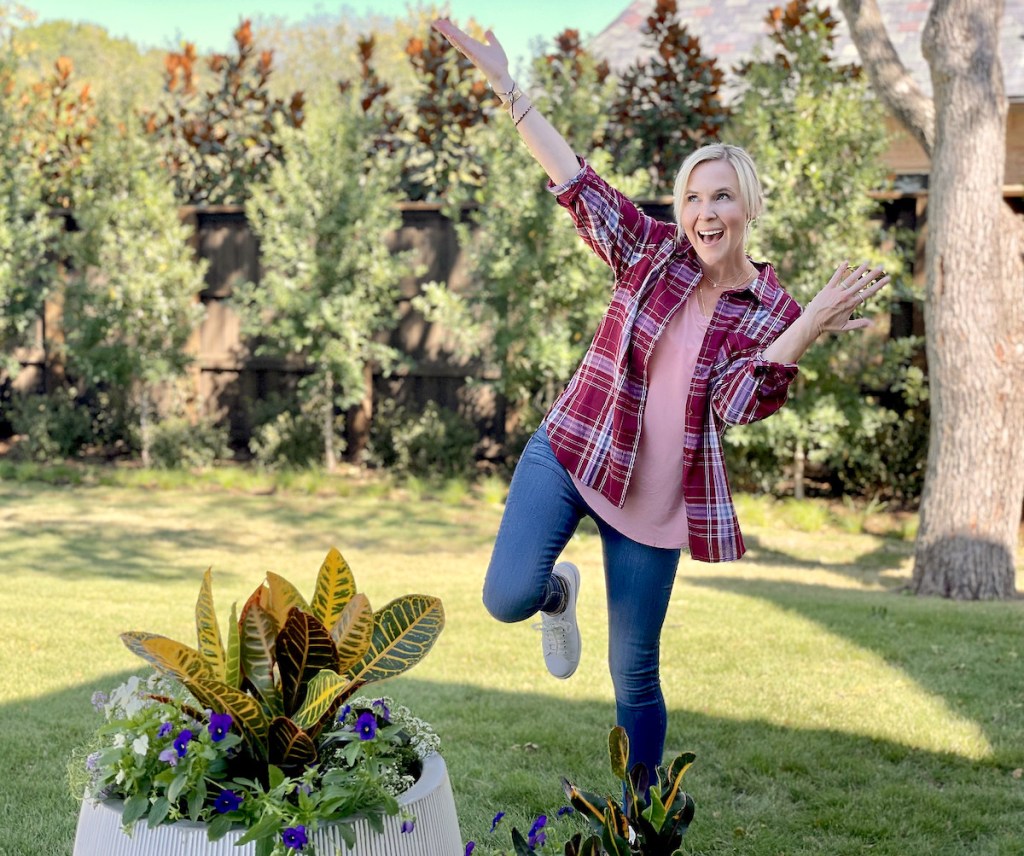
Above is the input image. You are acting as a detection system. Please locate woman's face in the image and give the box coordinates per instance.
[681,159,748,271]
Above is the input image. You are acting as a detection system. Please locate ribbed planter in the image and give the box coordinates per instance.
[72,752,462,855]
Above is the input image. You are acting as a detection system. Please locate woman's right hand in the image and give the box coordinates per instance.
[432,18,513,93]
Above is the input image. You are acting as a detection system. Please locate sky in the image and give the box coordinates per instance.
[21,1,631,70]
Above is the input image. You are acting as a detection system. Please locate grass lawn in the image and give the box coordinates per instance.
[1,472,1022,856]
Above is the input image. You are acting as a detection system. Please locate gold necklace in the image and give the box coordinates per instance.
[696,262,757,317]
[700,261,757,290]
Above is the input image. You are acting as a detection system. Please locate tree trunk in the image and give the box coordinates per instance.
[323,370,337,473]
[840,0,1024,599]
[139,385,151,469]
[911,0,1024,598]
[344,366,373,464]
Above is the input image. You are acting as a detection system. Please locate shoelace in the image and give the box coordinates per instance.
[532,617,571,655]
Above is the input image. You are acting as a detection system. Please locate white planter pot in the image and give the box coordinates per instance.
[72,752,463,855]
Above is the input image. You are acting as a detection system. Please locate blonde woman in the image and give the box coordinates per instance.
[432,18,889,782]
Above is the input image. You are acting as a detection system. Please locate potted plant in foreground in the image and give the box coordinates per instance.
[70,547,462,856]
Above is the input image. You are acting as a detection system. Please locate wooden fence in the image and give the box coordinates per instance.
[13,190,1005,459]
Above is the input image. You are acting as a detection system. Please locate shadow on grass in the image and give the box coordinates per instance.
[689,575,1024,761]
[0,486,499,583]
[15,670,1023,856]
[738,532,912,587]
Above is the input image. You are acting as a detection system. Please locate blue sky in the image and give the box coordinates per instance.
[22,1,630,68]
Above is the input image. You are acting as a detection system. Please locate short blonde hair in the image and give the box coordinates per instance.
[672,144,763,240]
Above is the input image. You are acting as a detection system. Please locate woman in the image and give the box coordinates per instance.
[432,18,889,779]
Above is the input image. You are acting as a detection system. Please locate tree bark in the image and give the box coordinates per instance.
[323,370,337,473]
[840,0,1024,599]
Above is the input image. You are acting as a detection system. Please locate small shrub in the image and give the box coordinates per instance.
[147,416,231,470]
[367,400,477,480]
[249,409,326,470]
[7,389,93,461]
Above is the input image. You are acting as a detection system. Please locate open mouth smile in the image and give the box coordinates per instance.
[697,228,724,245]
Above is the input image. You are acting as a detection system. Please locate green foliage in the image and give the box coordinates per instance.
[141,20,305,205]
[117,548,444,778]
[236,91,411,470]
[249,407,327,471]
[397,26,493,201]
[725,0,920,499]
[61,113,208,462]
[561,726,696,856]
[5,387,92,460]
[9,55,97,209]
[147,416,231,470]
[605,0,730,195]
[0,13,61,377]
[366,399,478,479]
[413,38,639,438]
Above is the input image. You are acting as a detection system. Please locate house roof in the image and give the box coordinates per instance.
[589,0,1024,101]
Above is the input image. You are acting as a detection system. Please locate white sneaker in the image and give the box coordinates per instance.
[534,562,581,679]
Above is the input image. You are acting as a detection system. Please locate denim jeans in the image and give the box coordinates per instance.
[483,426,681,777]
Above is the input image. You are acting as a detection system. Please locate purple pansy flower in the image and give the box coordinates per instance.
[337,704,352,724]
[372,698,391,721]
[355,711,377,741]
[208,712,233,742]
[400,818,415,834]
[281,825,309,850]
[173,728,193,758]
[528,815,548,849]
[464,843,476,856]
[557,806,575,816]
[214,789,242,814]
[158,748,178,766]
[157,721,173,738]
[490,811,505,831]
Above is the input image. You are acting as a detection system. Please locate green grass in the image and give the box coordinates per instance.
[1,474,1022,856]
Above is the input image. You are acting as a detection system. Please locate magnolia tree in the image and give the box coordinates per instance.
[235,94,411,471]
[142,20,305,205]
[604,0,731,195]
[63,117,208,465]
[413,31,648,441]
[726,0,918,500]
[840,0,1024,599]
[0,26,60,380]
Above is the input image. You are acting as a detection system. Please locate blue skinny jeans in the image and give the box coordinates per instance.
[483,426,681,778]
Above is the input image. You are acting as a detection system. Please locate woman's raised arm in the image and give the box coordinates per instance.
[432,19,582,186]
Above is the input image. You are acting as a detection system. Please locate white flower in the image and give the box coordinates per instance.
[132,734,150,757]
[112,733,127,749]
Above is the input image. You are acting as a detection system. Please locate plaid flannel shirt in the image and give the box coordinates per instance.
[543,161,802,562]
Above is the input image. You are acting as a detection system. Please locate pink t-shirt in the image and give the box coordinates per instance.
[573,292,712,548]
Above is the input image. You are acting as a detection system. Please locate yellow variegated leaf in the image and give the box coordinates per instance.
[269,716,317,769]
[609,725,629,781]
[292,669,350,732]
[265,572,310,629]
[189,676,270,757]
[195,568,226,682]
[664,751,697,809]
[344,595,444,686]
[276,609,340,716]
[330,593,373,672]
[309,548,357,628]
[240,602,283,717]
[120,633,210,683]
[225,601,241,689]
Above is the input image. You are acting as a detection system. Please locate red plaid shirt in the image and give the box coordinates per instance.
[543,161,802,562]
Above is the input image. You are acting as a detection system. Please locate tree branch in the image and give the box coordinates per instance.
[839,0,935,157]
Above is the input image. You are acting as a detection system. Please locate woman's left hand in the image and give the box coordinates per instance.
[805,261,891,335]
